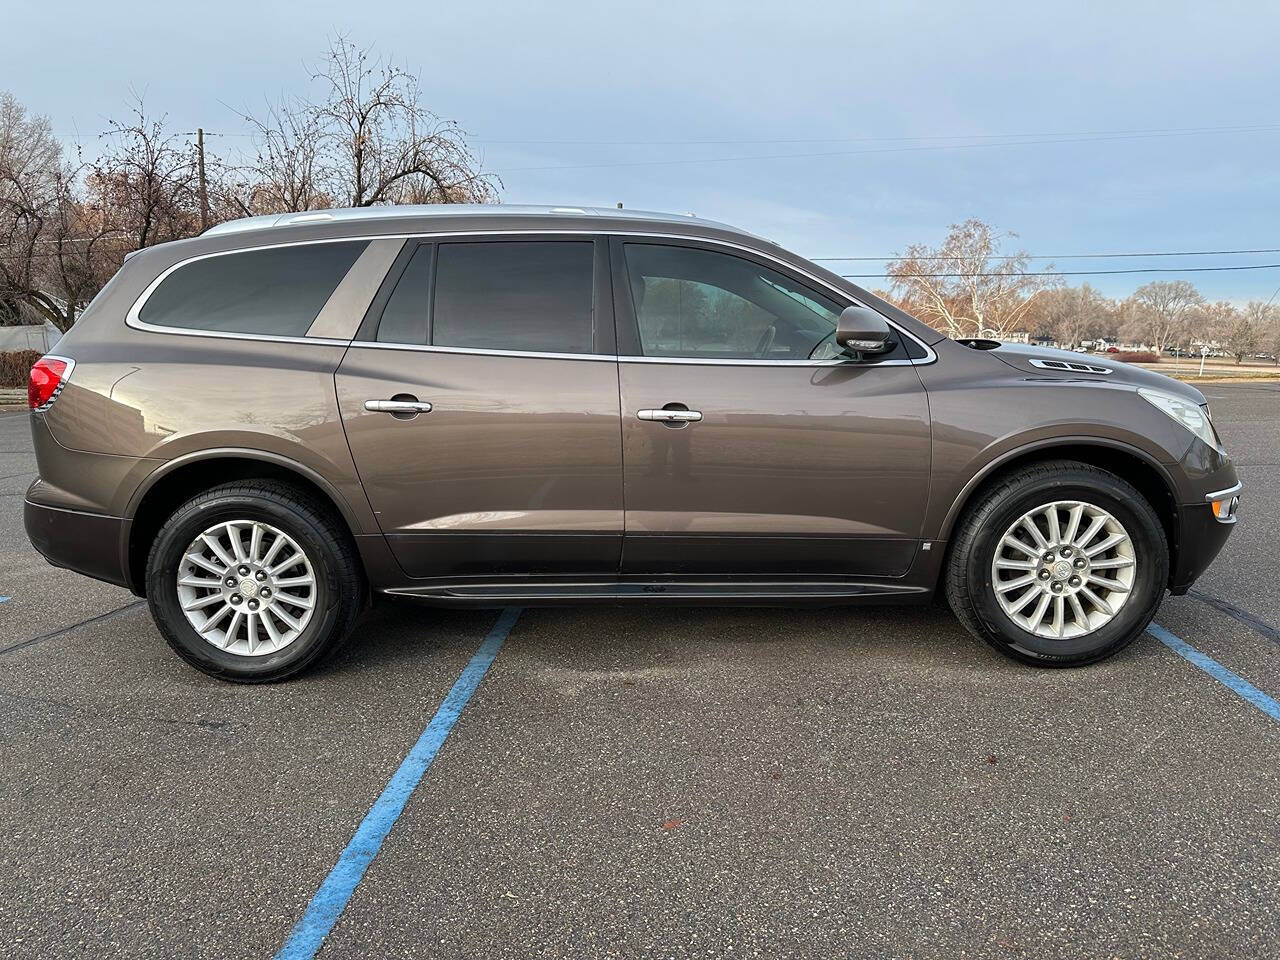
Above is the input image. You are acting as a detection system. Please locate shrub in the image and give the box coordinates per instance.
[0,350,42,388]
[1114,351,1160,364]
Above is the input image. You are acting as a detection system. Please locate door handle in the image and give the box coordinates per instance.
[365,399,433,415]
[637,408,702,423]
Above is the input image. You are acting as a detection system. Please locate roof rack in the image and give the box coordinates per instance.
[203,204,745,238]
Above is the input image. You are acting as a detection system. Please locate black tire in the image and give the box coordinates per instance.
[944,460,1169,667]
[145,480,364,682]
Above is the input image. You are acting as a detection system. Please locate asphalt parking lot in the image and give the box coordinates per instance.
[1,382,1277,959]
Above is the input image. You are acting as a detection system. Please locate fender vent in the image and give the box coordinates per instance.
[1028,358,1112,375]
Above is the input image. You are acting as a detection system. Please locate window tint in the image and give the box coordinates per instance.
[433,241,593,353]
[139,241,369,336]
[376,244,433,344]
[623,243,845,360]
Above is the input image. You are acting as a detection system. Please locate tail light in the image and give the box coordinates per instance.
[28,356,75,411]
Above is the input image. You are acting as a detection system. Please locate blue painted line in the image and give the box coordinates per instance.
[1149,622,1280,722]
[0,597,9,604]
[276,606,522,960]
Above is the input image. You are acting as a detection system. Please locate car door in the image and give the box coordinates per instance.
[336,235,623,579]
[612,237,931,578]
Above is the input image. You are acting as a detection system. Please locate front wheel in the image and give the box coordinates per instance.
[145,481,364,682]
[945,461,1169,666]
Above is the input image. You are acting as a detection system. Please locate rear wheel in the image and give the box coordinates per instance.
[945,461,1168,666]
[145,481,363,682]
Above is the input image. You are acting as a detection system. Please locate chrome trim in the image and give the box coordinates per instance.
[1028,358,1113,375]
[123,229,937,365]
[350,340,616,362]
[364,399,432,414]
[637,408,702,422]
[1205,482,1242,501]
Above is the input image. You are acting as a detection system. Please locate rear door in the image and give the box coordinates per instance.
[612,237,931,578]
[336,235,623,579]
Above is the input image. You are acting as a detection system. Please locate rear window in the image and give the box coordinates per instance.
[138,241,370,336]
[432,241,594,353]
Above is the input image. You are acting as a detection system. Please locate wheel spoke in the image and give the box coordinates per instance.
[273,575,314,588]
[1052,595,1065,637]
[1001,535,1040,559]
[1087,574,1131,593]
[270,604,303,632]
[1008,586,1041,614]
[1063,504,1084,545]
[995,573,1037,593]
[1090,557,1135,571]
[178,575,222,588]
[995,558,1037,571]
[269,551,302,576]
[1084,533,1126,558]
[1073,515,1107,551]
[1080,586,1113,616]
[200,533,236,569]
[1045,505,1062,545]
[1027,592,1052,628]
[228,523,248,563]
[261,533,287,568]
[260,609,284,648]
[198,602,233,634]
[274,592,314,611]
[245,612,258,654]
[181,592,225,612]
[1020,517,1049,549]
[249,523,264,564]
[1068,593,1087,628]
[187,553,226,577]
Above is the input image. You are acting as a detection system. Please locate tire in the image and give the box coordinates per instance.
[944,460,1169,667]
[145,480,364,682]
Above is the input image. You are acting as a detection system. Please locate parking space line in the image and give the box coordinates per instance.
[1149,623,1280,722]
[0,600,146,657]
[276,606,522,960]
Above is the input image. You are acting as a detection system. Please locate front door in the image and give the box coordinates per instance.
[337,236,623,578]
[612,238,931,578]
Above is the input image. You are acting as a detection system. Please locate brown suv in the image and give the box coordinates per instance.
[24,206,1240,681]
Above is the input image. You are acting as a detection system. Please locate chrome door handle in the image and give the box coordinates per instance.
[637,408,702,422]
[365,399,433,414]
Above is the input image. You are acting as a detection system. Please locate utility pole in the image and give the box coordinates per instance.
[196,128,209,232]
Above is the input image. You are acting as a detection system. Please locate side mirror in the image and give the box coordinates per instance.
[835,305,895,357]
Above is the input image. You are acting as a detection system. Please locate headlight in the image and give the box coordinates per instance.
[1138,388,1220,449]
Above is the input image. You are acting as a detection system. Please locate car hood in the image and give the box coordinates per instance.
[984,343,1207,404]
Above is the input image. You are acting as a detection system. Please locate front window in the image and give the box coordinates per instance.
[622,243,845,361]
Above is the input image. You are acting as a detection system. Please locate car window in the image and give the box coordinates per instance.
[138,241,369,336]
[432,241,594,354]
[376,244,433,345]
[623,243,844,360]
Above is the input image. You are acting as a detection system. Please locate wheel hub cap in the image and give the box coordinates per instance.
[176,520,317,657]
[991,500,1137,640]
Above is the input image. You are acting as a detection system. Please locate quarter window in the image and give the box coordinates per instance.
[138,241,369,337]
[623,243,846,361]
[432,241,594,354]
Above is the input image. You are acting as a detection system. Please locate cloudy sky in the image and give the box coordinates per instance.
[7,0,1280,300]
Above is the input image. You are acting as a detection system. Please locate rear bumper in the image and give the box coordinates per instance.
[24,498,132,589]
[1168,500,1236,596]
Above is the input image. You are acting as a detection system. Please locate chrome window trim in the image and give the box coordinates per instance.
[123,228,936,366]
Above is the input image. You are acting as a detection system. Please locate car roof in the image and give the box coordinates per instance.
[203,204,760,240]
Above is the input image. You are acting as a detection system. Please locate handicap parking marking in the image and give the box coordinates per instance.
[276,606,522,960]
[1149,623,1280,722]
[0,596,9,604]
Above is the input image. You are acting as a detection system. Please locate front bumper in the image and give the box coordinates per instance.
[24,498,132,589]
[1168,486,1239,595]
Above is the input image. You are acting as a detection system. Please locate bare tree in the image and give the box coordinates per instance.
[885,219,1054,339]
[90,95,203,248]
[1220,300,1275,364]
[236,37,499,214]
[1029,283,1111,348]
[1124,280,1204,355]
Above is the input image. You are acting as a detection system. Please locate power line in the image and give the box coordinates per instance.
[475,121,1280,145]
[499,126,1280,173]
[814,247,1280,262]
[842,263,1280,278]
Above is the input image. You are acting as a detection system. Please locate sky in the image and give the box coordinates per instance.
[5,0,1280,301]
